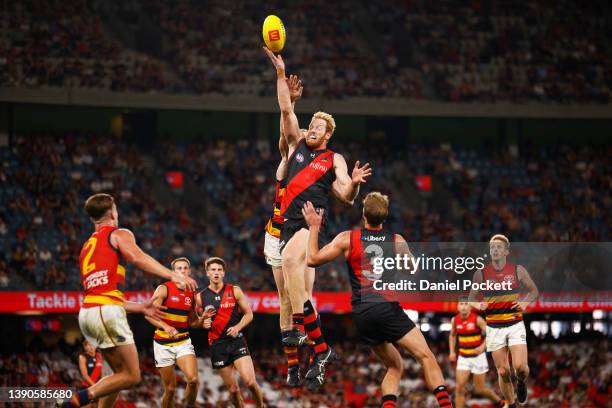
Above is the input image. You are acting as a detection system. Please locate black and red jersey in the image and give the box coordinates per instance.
[345,227,397,311]
[280,139,335,220]
[200,284,243,346]
[81,352,102,386]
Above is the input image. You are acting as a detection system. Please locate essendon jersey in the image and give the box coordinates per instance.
[82,352,103,386]
[79,225,126,307]
[153,281,194,346]
[454,312,484,358]
[346,228,397,311]
[280,139,335,220]
[200,284,243,346]
[483,262,523,328]
[264,179,286,238]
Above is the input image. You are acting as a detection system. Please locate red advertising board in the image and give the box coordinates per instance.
[0,291,609,314]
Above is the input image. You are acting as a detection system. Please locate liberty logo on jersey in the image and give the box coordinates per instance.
[309,161,328,173]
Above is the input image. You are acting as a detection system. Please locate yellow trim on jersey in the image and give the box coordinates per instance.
[485,293,520,302]
[154,329,189,339]
[83,295,124,306]
[486,312,522,321]
[158,338,189,347]
[458,334,482,343]
[117,265,126,278]
[459,348,478,355]
[161,313,189,323]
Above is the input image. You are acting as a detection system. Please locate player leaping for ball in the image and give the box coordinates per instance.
[303,193,455,408]
[58,193,197,408]
[263,75,315,387]
[468,234,539,408]
[264,47,372,390]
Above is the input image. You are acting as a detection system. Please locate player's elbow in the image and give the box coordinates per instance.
[306,256,319,267]
[280,106,293,117]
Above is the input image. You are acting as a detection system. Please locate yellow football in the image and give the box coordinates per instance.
[262,15,286,53]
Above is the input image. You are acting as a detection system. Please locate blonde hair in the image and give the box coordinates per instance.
[489,234,510,249]
[363,192,389,226]
[310,111,336,135]
[171,257,191,270]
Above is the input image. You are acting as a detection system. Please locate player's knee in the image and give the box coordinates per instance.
[126,371,141,388]
[243,376,257,388]
[496,365,511,380]
[473,384,485,395]
[515,363,529,378]
[164,382,177,395]
[186,373,199,385]
[456,382,466,394]
[227,381,240,394]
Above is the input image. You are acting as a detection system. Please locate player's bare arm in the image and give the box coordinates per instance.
[144,285,178,338]
[226,286,253,337]
[468,269,487,310]
[111,228,197,291]
[474,315,487,354]
[394,234,418,274]
[78,355,95,386]
[264,47,302,152]
[123,298,166,320]
[514,265,539,311]
[331,153,372,205]
[302,202,350,266]
[449,317,457,362]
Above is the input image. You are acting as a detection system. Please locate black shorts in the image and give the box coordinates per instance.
[279,218,330,254]
[210,336,250,369]
[352,302,416,346]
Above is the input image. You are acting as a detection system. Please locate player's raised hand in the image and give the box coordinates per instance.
[302,201,324,228]
[172,274,198,291]
[287,74,303,102]
[141,298,167,320]
[351,161,372,185]
[263,46,285,73]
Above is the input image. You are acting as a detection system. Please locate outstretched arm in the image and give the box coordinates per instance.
[302,202,350,266]
[467,269,487,311]
[111,229,197,291]
[278,74,303,159]
[331,154,372,206]
[264,48,302,152]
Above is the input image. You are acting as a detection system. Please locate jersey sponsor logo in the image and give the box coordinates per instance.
[468,322,475,329]
[220,301,236,309]
[362,235,387,242]
[84,270,109,289]
[296,153,304,163]
[309,161,328,173]
[171,296,180,302]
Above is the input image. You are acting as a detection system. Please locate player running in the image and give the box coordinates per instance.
[468,234,539,407]
[264,47,372,389]
[145,257,211,408]
[303,192,455,408]
[263,74,312,387]
[197,257,265,408]
[449,299,503,408]
[78,340,103,408]
[59,193,197,408]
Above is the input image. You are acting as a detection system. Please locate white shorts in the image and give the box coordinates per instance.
[78,305,134,349]
[457,353,489,375]
[486,321,527,352]
[153,338,196,368]
[264,232,283,268]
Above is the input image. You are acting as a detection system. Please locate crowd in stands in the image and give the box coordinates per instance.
[0,134,609,292]
[2,0,611,103]
[1,333,609,407]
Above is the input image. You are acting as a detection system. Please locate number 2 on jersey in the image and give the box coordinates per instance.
[82,237,98,275]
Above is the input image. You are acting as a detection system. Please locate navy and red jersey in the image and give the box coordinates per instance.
[345,227,397,311]
[200,284,243,346]
[453,312,484,358]
[79,225,126,308]
[81,352,103,386]
[264,179,286,238]
[280,139,335,220]
[482,262,523,328]
[153,281,194,346]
